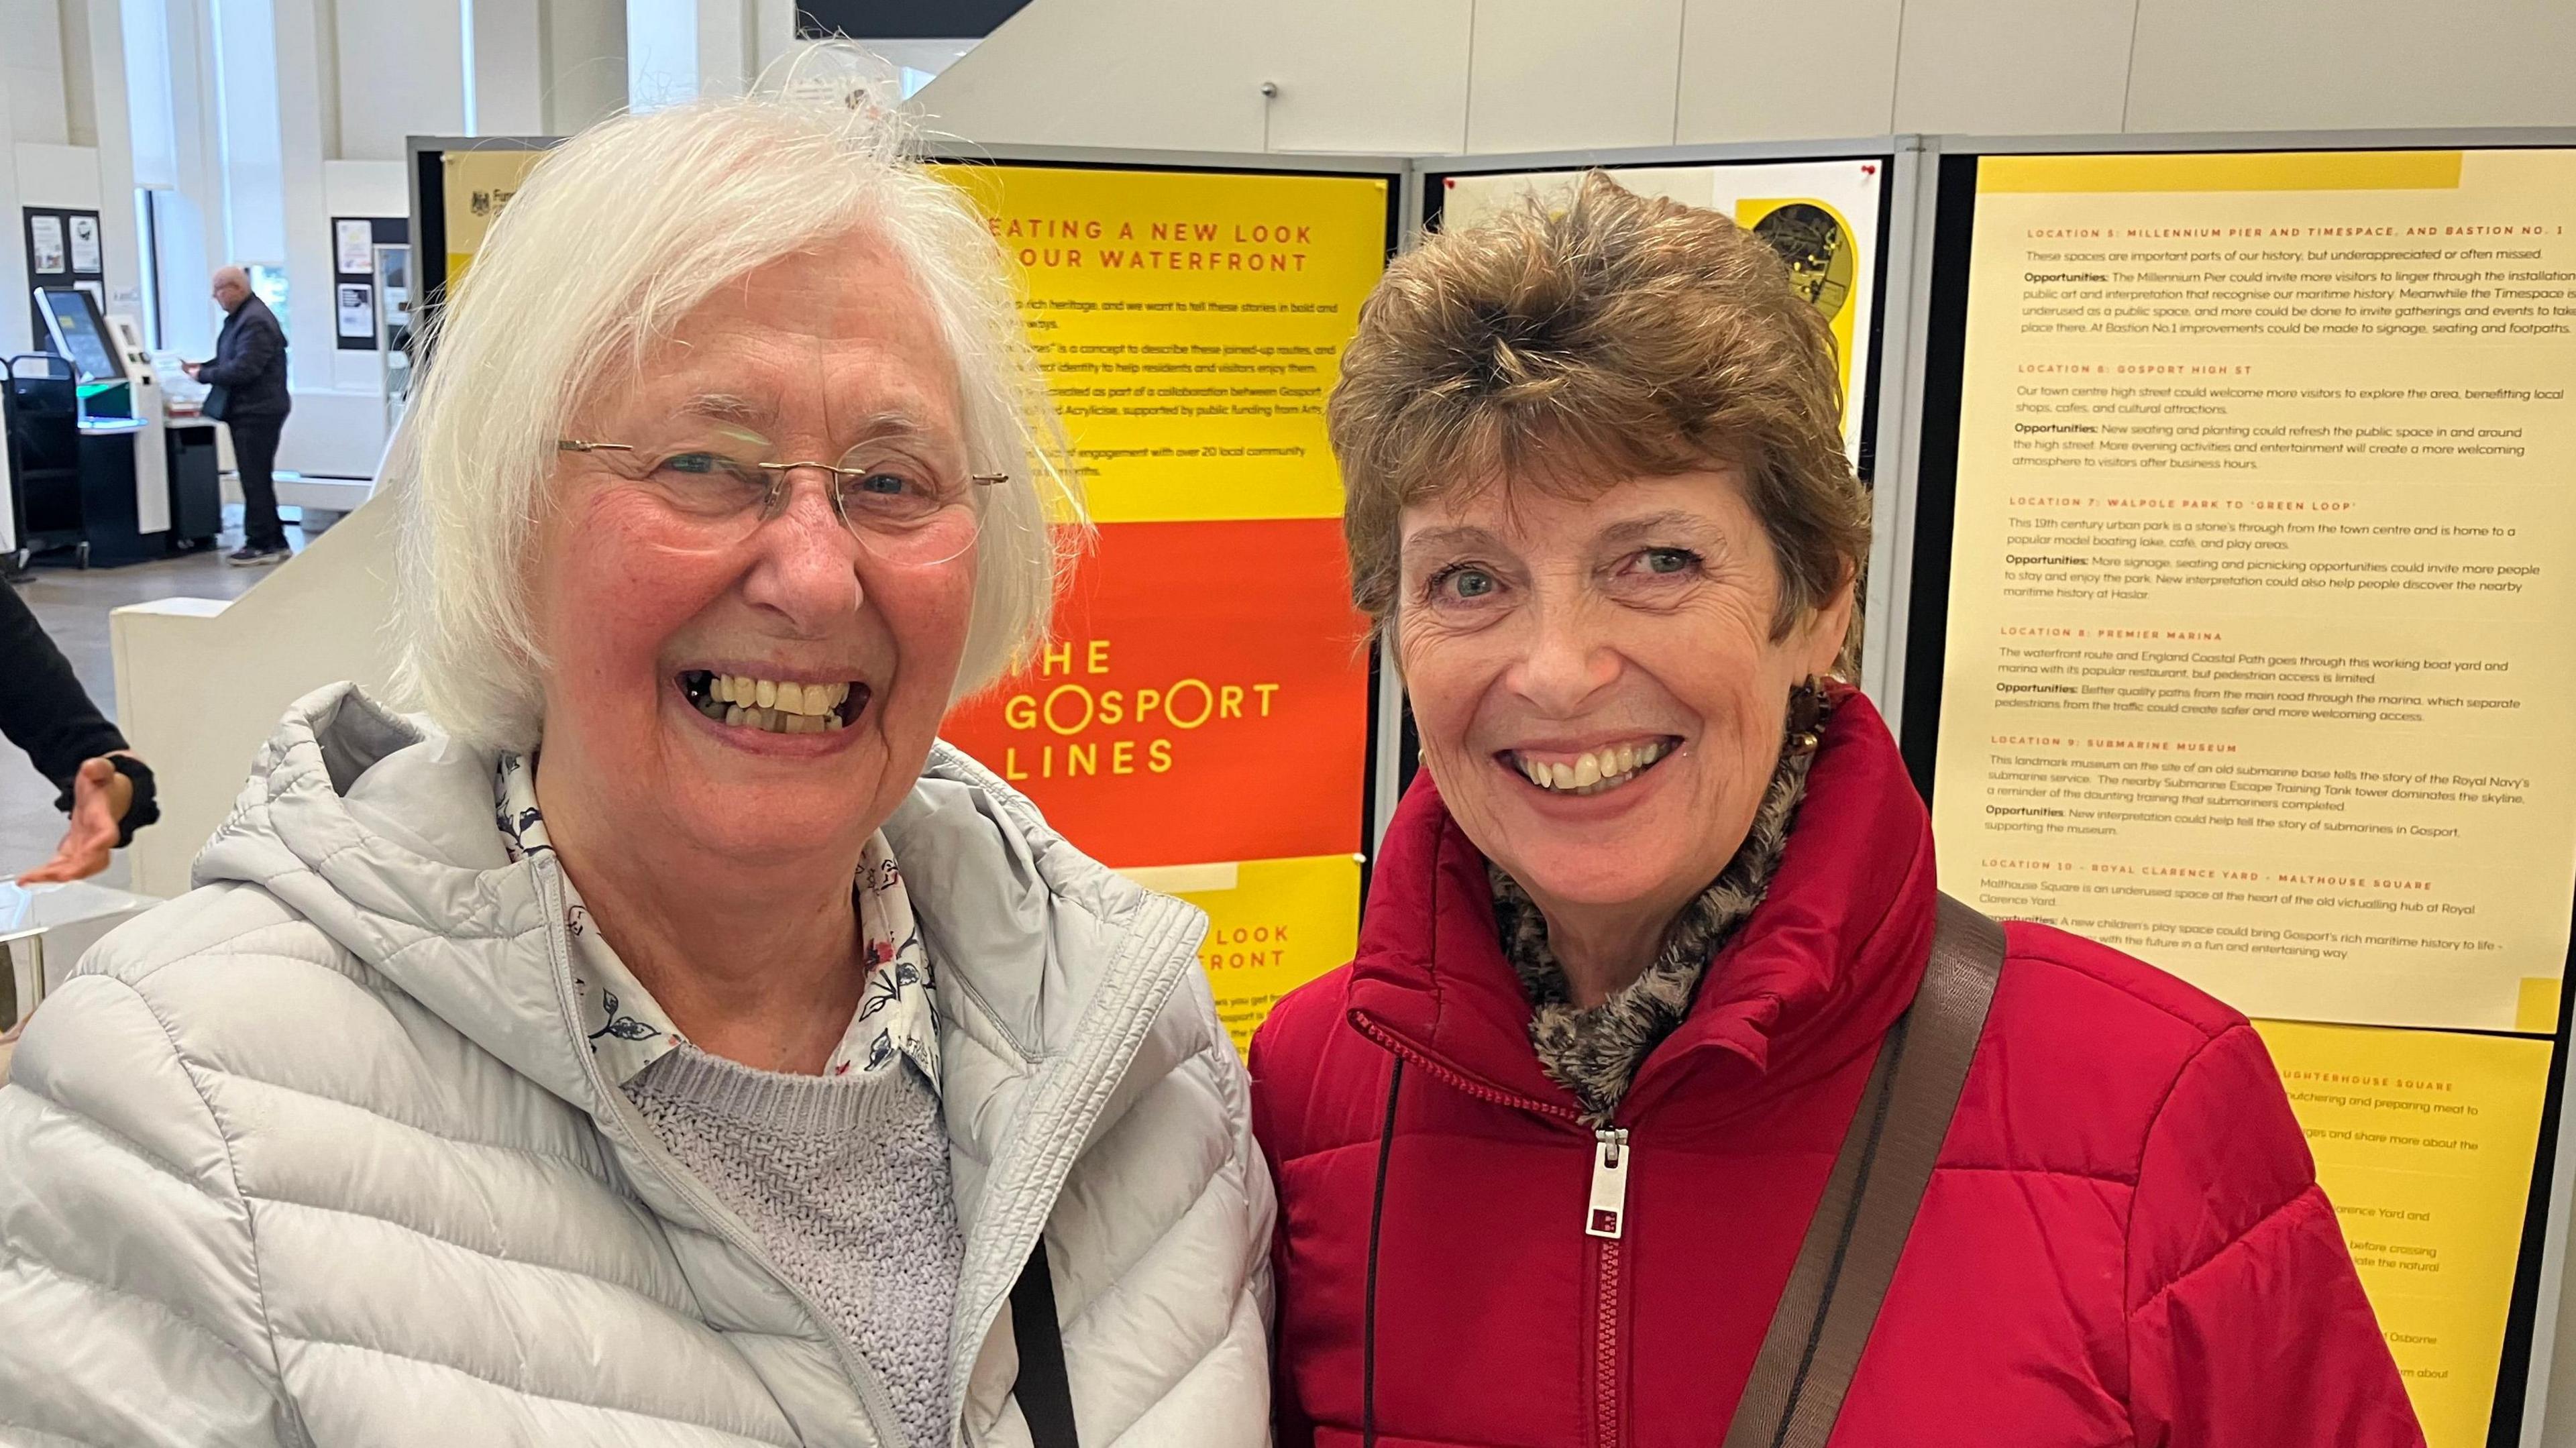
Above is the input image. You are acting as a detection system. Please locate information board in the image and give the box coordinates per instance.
[1909,144,2576,1445]
[438,148,548,296]
[409,137,558,368]
[932,160,1395,1047]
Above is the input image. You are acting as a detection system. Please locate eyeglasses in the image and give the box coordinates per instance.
[557,437,1007,567]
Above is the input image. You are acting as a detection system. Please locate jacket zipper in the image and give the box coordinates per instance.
[1351,1012,1632,1448]
[1587,1129,1631,1448]
[1348,1012,1583,1123]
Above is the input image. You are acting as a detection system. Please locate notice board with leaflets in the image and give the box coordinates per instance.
[1895,132,2576,1447]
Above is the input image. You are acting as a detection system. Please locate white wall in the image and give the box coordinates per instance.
[154,0,231,359]
[908,0,1469,154]
[314,156,405,396]
[1,0,72,148]
[545,0,629,133]
[2126,0,2576,132]
[331,0,464,161]
[112,492,401,895]
[79,0,142,324]
[0,2,30,408]
[13,140,100,207]
[917,0,2576,151]
[627,0,700,107]
[472,1,545,135]
[320,156,403,215]
[627,0,794,109]
[54,0,93,145]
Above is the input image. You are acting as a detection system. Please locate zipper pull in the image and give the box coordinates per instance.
[1586,1128,1631,1239]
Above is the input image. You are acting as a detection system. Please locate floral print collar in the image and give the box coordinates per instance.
[495,753,943,1093]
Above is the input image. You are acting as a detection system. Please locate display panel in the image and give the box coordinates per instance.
[1929,149,2576,1036]
[2261,1019,2553,1445]
[36,286,121,384]
[410,137,558,370]
[1908,144,2576,1446]
[938,516,1370,869]
[932,161,1393,1045]
[1438,158,1888,465]
[438,148,547,297]
[934,164,1391,523]
[1159,853,1365,1051]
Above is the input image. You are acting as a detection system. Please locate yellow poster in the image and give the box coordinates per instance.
[439,146,550,294]
[2256,1019,2551,1447]
[1124,854,1362,1052]
[933,163,1393,1045]
[1929,148,2576,1032]
[930,164,1389,523]
[1439,160,1886,461]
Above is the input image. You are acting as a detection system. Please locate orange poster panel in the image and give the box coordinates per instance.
[943,517,1371,867]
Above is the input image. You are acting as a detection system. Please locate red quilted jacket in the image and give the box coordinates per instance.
[1249,693,2425,1447]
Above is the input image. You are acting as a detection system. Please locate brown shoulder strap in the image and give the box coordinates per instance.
[1721,893,2007,1448]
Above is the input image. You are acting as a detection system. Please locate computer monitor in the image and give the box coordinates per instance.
[34,286,123,385]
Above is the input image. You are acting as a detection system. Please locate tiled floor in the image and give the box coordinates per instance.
[3,508,309,892]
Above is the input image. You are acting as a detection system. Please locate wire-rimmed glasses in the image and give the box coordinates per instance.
[557,436,1005,567]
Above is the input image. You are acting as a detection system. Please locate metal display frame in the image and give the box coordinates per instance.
[1890,126,2576,1448]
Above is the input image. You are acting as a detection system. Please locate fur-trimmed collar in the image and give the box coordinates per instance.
[1493,712,1823,1127]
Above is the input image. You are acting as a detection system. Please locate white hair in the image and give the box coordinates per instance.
[388,70,1080,754]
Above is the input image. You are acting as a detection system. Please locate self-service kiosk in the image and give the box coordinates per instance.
[7,287,221,566]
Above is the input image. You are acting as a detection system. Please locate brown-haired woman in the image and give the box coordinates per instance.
[1250,172,2422,1448]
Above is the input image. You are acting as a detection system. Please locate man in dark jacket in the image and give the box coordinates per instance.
[184,265,292,565]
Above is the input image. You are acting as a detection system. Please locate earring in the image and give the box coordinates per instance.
[1786,676,1829,756]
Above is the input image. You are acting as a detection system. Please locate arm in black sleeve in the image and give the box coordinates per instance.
[193,309,282,389]
[0,579,129,812]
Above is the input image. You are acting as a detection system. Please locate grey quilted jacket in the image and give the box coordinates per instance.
[0,685,1273,1446]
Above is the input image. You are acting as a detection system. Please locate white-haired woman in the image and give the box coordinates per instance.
[0,88,1271,1447]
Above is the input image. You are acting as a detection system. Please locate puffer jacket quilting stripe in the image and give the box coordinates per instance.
[0,683,1272,1447]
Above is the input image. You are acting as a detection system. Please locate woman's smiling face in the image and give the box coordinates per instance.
[1394,467,1851,924]
[527,234,977,871]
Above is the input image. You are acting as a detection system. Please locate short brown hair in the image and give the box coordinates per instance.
[1329,171,1868,655]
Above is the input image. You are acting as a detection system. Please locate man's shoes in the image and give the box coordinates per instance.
[226,545,288,567]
